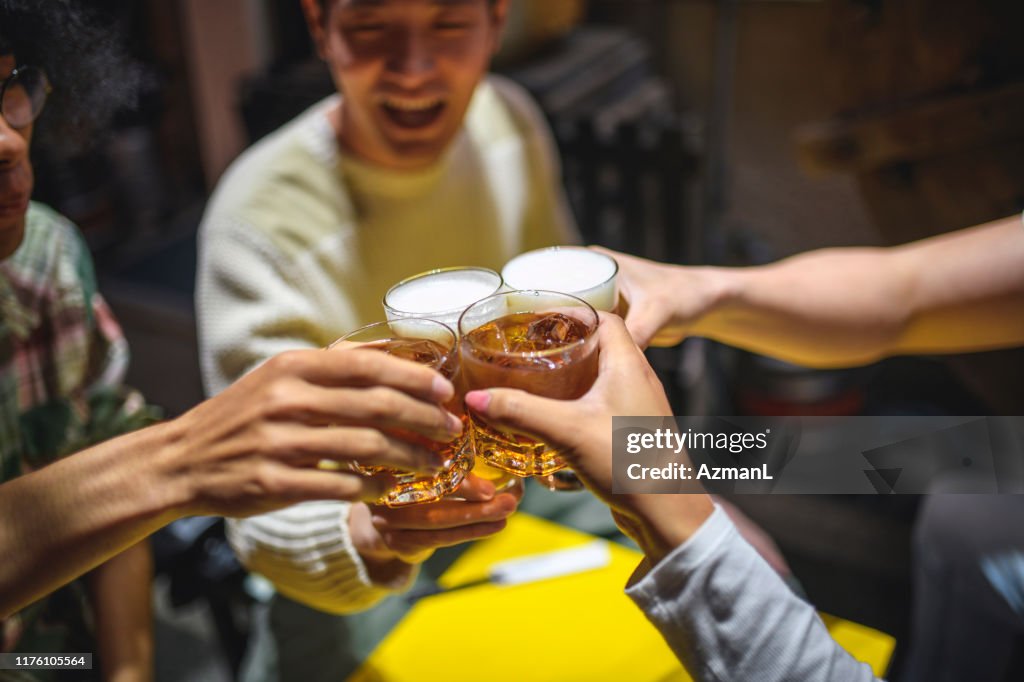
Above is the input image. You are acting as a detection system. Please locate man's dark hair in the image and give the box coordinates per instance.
[0,0,143,145]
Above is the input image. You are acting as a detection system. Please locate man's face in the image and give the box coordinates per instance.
[305,0,507,171]
[0,54,33,259]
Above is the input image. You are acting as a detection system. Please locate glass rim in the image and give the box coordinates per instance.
[457,289,599,359]
[329,318,457,350]
[382,266,504,319]
[501,246,619,294]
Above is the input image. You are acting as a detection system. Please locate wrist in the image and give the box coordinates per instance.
[146,418,199,521]
[632,494,714,565]
[689,267,743,338]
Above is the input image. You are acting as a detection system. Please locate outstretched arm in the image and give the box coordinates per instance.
[0,347,455,618]
[608,214,1024,366]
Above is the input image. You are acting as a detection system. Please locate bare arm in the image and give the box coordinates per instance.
[611,214,1024,366]
[0,347,456,618]
[88,542,154,682]
[0,424,181,619]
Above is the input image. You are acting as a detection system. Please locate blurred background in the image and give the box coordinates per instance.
[30,0,1024,679]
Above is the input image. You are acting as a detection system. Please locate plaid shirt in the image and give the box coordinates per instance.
[0,202,157,661]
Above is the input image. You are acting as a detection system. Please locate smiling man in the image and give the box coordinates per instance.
[196,1,577,679]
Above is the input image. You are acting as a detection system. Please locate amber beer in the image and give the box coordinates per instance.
[459,291,599,477]
[501,247,617,488]
[382,267,518,487]
[332,319,471,506]
[501,246,620,313]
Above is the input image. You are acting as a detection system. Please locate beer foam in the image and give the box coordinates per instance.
[502,248,618,312]
[386,269,502,326]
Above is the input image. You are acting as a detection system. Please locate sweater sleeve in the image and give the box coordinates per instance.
[197,214,417,613]
[626,506,881,682]
[195,214,343,397]
[227,504,416,615]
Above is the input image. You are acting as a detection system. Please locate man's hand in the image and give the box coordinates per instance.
[162,347,463,518]
[348,475,521,581]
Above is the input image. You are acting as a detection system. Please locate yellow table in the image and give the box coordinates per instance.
[349,514,894,682]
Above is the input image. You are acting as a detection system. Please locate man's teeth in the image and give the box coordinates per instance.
[382,96,443,112]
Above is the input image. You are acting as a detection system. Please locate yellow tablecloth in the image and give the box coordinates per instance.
[349,514,894,682]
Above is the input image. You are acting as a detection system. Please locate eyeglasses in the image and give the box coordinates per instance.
[1,66,51,129]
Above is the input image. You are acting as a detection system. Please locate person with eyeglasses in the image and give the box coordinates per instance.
[0,10,160,674]
[0,4,471,679]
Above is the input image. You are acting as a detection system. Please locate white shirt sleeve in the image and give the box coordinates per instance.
[626,506,882,682]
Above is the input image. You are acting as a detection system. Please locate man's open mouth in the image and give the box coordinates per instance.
[379,95,446,130]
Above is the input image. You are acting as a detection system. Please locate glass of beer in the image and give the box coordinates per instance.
[384,267,504,329]
[458,291,599,477]
[331,319,471,506]
[501,247,618,489]
[501,246,620,314]
[383,267,517,488]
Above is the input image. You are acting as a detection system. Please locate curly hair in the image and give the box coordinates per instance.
[0,0,144,148]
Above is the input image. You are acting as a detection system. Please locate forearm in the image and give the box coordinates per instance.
[627,506,879,682]
[693,216,1024,367]
[88,541,154,682]
[894,215,1024,353]
[0,422,187,617]
[693,249,915,368]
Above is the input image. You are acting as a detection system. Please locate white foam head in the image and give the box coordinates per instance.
[502,247,619,312]
[384,268,503,328]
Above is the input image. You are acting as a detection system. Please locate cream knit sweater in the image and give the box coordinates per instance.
[197,76,577,613]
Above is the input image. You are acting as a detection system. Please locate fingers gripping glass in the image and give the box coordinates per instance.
[1,66,51,129]
[330,319,473,507]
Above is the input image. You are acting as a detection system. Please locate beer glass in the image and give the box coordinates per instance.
[383,267,515,488]
[384,267,504,329]
[501,247,619,489]
[458,291,599,477]
[501,246,620,314]
[331,319,471,506]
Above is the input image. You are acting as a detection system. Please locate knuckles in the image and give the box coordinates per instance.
[340,350,381,382]
[360,387,402,421]
[264,350,310,378]
[351,428,390,458]
[490,390,524,425]
[259,378,312,420]
[252,461,286,497]
[253,424,291,459]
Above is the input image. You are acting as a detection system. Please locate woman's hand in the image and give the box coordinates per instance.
[592,246,730,349]
[465,314,713,563]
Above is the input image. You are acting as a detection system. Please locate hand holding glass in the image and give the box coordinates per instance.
[458,290,599,477]
[331,319,471,506]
